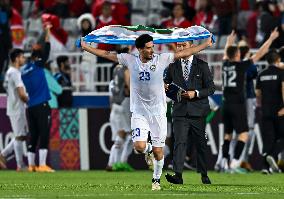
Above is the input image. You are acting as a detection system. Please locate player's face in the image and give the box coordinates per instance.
[176,41,193,52]
[140,41,154,61]
[17,54,26,66]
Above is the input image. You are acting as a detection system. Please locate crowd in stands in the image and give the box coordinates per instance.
[0,0,283,92]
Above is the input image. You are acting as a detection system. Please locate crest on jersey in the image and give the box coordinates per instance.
[150,65,156,71]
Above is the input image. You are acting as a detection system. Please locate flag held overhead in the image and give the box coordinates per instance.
[76,25,215,47]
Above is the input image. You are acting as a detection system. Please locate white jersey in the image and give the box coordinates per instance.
[4,66,26,116]
[117,53,174,116]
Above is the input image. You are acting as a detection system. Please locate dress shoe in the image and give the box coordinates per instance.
[201,175,211,184]
[165,173,183,184]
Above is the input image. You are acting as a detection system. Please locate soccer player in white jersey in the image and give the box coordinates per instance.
[81,34,212,190]
[0,48,29,171]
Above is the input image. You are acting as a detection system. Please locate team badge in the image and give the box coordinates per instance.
[150,65,156,71]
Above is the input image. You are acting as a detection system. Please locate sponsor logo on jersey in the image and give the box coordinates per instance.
[150,65,156,71]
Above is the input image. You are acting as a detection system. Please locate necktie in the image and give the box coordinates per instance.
[182,59,190,80]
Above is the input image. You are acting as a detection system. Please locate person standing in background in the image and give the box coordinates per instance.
[77,13,97,91]
[107,54,132,171]
[256,50,284,174]
[21,25,53,172]
[162,3,192,29]
[54,56,73,108]
[239,43,258,172]
[95,1,117,62]
[44,61,62,109]
[220,29,279,173]
[0,48,28,171]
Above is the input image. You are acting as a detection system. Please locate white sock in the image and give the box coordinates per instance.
[215,144,223,166]
[108,136,124,164]
[107,145,116,167]
[230,158,241,169]
[2,138,15,157]
[221,157,229,170]
[153,156,164,180]
[28,152,35,166]
[39,149,48,166]
[14,140,24,168]
[241,129,254,162]
[120,135,133,163]
[113,142,123,163]
[163,145,170,158]
[143,143,152,154]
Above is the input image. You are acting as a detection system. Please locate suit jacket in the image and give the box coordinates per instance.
[164,56,215,117]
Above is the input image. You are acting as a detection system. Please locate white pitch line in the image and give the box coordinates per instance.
[64,192,279,197]
[1,192,284,198]
[0,198,36,199]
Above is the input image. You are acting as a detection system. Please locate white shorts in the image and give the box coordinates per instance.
[9,114,28,137]
[131,114,167,147]
[110,102,131,141]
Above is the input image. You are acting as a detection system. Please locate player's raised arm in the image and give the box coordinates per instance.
[223,31,236,60]
[250,28,279,63]
[174,35,212,60]
[81,39,118,63]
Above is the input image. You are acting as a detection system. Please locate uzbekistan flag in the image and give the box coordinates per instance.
[76,25,215,47]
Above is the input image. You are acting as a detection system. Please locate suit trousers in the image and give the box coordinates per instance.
[172,115,208,175]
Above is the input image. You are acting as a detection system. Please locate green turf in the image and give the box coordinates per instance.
[0,170,283,199]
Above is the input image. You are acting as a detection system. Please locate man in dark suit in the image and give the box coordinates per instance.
[164,41,215,184]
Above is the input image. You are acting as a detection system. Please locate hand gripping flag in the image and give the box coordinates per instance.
[76,25,215,47]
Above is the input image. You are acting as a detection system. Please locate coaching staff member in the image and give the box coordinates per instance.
[256,50,284,173]
[21,25,54,172]
[164,41,215,184]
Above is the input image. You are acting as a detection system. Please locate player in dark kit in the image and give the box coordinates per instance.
[256,50,284,174]
[220,29,279,172]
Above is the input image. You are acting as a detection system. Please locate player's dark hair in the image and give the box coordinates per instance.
[239,46,249,60]
[9,48,24,62]
[135,34,153,49]
[31,44,43,60]
[266,49,280,65]
[226,46,239,60]
[56,55,69,68]
[31,50,43,60]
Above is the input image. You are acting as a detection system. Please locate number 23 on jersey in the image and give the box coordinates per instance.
[139,71,151,81]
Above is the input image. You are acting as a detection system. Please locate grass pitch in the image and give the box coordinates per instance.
[0,170,283,199]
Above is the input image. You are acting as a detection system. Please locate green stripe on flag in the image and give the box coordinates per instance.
[121,25,174,34]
